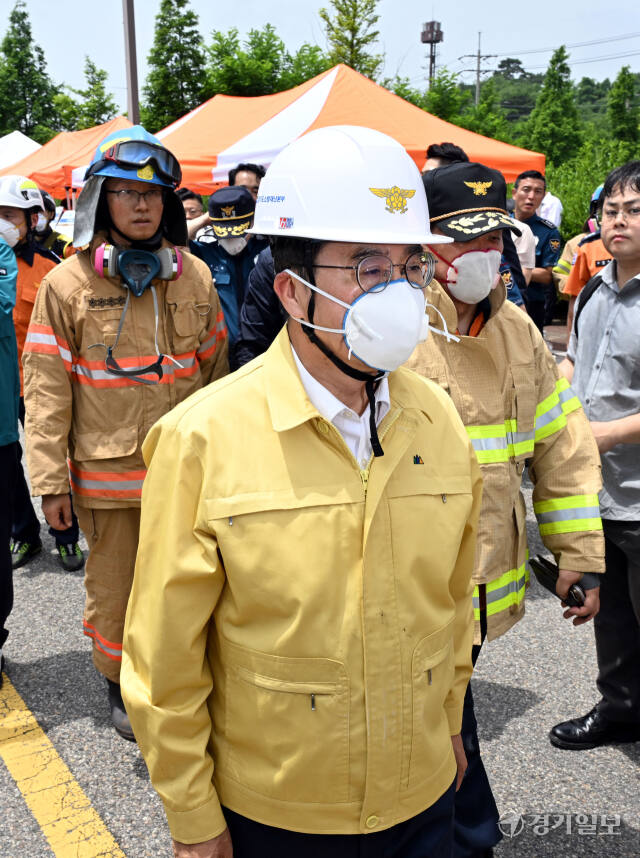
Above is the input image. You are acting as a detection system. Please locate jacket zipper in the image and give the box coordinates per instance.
[358,409,402,493]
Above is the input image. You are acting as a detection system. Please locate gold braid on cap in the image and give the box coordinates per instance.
[430,206,508,222]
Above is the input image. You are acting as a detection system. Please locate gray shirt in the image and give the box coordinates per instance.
[568,261,640,520]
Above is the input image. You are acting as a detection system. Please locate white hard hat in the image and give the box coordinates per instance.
[250,125,451,245]
[0,175,45,211]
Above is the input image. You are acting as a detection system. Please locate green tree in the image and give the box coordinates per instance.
[141,0,206,132]
[491,58,543,124]
[546,138,639,238]
[0,0,57,142]
[424,68,470,123]
[459,79,510,141]
[205,25,331,97]
[74,58,118,129]
[382,75,427,109]
[608,65,639,144]
[319,0,383,79]
[527,46,582,165]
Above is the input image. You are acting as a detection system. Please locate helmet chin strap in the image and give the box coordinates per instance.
[108,223,164,251]
[302,291,385,458]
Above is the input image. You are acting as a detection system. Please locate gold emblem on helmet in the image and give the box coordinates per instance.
[464,181,493,196]
[220,205,236,217]
[369,186,416,214]
[137,165,155,181]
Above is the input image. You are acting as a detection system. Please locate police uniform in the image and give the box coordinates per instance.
[517,213,561,332]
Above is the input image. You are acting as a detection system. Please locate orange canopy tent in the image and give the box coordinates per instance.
[0,116,133,198]
[158,64,544,193]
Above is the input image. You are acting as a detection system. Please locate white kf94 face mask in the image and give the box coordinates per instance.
[438,248,502,304]
[285,269,458,372]
[0,217,21,248]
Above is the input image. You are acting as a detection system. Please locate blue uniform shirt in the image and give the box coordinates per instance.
[518,214,561,302]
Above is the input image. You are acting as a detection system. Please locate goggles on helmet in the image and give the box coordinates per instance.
[86,140,182,187]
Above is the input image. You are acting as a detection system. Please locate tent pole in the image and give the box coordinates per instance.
[123,0,140,125]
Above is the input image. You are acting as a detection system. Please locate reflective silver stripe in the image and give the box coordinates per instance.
[536,506,600,524]
[507,429,535,445]
[470,436,508,452]
[84,628,122,657]
[535,401,564,429]
[197,332,220,354]
[485,570,527,605]
[71,475,143,492]
[26,332,72,363]
[557,386,575,405]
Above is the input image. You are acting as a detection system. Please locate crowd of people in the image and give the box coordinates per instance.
[0,122,638,858]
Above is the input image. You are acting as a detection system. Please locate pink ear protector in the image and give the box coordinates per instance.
[93,244,183,281]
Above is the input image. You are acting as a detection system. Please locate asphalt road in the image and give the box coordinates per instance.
[1,476,639,857]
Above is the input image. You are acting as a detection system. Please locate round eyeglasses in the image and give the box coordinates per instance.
[312,251,436,293]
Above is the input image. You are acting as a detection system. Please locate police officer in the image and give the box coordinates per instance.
[122,126,483,858]
[190,186,268,369]
[512,170,562,332]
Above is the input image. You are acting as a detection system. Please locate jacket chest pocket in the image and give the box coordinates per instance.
[509,362,536,462]
[405,628,455,789]
[220,651,350,803]
[168,300,206,353]
[85,307,127,349]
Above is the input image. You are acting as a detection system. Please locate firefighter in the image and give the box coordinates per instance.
[405,161,605,858]
[23,126,228,739]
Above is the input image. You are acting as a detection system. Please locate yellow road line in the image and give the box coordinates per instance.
[0,676,125,858]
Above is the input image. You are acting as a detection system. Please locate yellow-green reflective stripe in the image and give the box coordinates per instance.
[554,259,572,275]
[535,412,566,442]
[539,518,603,536]
[534,494,599,513]
[473,558,530,621]
[466,424,505,440]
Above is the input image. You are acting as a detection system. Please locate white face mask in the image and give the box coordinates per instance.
[442,248,502,304]
[286,269,458,372]
[0,217,20,248]
[218,236,248,255]
[35,213,48,233]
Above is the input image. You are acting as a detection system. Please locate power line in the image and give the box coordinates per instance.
[524,49,640,70]
[494,31,640,57]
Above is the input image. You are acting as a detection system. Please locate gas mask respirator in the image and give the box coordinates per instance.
[90,244,183,384]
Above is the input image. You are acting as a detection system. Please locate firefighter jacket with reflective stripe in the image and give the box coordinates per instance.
[121,327,482,842]
[13,243,58,394]
[553,232,586,295]
[23,235,229,507]
[405,283,605,644]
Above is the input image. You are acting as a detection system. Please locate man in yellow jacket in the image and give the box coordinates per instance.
[405,161,605,858]
[23,126,228,740]
[122,126,483,858]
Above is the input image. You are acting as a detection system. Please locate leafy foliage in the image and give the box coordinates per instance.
[141,0,207,132]
[319,0,383,80]
[526,47,582,165]
[546,139,640,238]
[0,1,56,142]
[607,65,639,144]
[204,25,331,98]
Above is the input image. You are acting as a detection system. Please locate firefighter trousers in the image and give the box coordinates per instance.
[75,504,140,684]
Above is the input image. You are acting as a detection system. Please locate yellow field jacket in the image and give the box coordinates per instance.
[22,235,228,507]
[405,284,605,644]
[122,328,482,843]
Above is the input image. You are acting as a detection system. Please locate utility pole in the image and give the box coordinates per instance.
[459,32,496,106]
[421,21,444,88]
[122,0,140,124]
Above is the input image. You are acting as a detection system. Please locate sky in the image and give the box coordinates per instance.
[7,0,640,113]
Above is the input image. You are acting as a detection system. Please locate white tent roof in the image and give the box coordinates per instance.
[0,130,42,171]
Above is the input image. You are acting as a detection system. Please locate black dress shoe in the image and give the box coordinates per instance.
[550,706,640,750]
[107,679,136,741]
